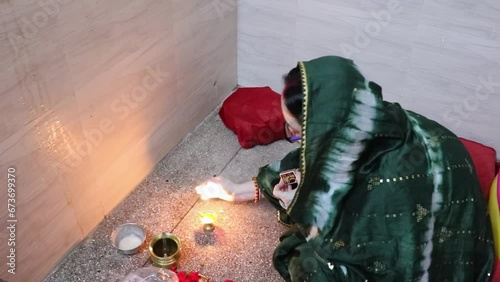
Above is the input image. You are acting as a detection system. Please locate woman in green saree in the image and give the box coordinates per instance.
[196,56,495,281]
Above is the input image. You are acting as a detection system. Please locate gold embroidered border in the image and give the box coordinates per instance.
[425,134,457,146]
[287,61,309,212]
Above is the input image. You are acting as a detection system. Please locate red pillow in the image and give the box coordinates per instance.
[219,87,285,149]
[493,259,500,282]
[459,138,497,200]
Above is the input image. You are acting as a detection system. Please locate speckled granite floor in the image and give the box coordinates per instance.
[44,107,298,282]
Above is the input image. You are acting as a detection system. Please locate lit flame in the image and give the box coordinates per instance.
[199,211,216,225]
[201,216,213,224]
[195,181,219,200]
[195,181,234,201]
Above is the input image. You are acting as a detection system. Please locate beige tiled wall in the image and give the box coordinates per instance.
[0,1,237,281]
[238,0,500,152]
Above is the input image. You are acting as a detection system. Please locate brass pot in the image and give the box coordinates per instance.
[148,232,181,268]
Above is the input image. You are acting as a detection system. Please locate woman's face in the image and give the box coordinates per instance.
[281,97,302,139]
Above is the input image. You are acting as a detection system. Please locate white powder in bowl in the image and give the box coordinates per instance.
[118,235,143,250]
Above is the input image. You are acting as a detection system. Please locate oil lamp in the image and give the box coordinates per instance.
[199,211,217,232]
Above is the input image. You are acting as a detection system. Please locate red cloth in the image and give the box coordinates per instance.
[493,259,500,282]
[219,87,285,148]
[459,138,497,200]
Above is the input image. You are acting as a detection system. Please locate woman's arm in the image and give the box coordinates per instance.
[195,149,300,204]
[195,178,256,202]
[230,180,256,202]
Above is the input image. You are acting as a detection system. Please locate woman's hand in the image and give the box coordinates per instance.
[195,177,236,201]
[273,169,301,209]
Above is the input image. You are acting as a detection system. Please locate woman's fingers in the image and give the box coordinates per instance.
[196,181,220,199]
[195,180,234,201]
[218,190,235,202]
[273,184,290,198]
[274,177,288,192]
[195,184,210,200]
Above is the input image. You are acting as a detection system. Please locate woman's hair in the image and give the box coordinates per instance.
[283,67,304,122]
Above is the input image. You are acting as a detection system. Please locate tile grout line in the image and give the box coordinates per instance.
[141,147,242,267]
[170,146,242,232]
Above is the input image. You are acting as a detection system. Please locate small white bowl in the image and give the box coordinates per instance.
[110,223,146,255]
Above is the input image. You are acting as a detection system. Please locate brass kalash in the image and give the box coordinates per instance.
[149,232,181,267]
[148,232,210,281]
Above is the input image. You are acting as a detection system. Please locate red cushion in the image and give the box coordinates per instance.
[459,138,497,200]
[493,259,500,282]
[219,87,285,149]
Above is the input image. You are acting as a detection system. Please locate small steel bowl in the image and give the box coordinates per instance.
[110,223,146,255]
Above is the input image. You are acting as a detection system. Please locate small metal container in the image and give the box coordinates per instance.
[149,232,181,268]
[199,211,217,233]
[110,223,146,255]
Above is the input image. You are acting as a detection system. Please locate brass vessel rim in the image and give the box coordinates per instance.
[148,232,181,259]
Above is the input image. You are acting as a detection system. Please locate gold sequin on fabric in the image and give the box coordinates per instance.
[349,197,476,224]
[415,241,429,250]
[416,229,491,249]
[367,261,386,273]
[367,161,473,191]
[414,204,430,222]
[354,239,393,248]
[438,227,453,243]
[367,173,428,190]
[426,135,457,146]
[442,197,475,209]
[333,240,345,249]
[464,158,474,174]
[367,176,382,190]
[446,162,471,171]
[374,133,402,138]
[431,260,475,268]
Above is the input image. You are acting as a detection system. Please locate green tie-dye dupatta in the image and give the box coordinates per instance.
[256,56,494,281]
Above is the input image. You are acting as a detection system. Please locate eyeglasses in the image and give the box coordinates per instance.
[284,122,302,143]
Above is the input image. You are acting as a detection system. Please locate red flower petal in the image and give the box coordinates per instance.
[224,280,234,282]
[170,265,177,273]
[177,271,187,280]
[189,271,199,281]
